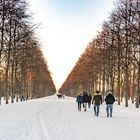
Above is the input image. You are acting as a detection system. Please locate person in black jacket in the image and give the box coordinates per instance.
[83,92,89,111]
[105,92,115,117]
[88,94,92,108]
[92,90,102,116]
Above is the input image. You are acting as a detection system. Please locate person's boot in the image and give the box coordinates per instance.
[107,113,109,117]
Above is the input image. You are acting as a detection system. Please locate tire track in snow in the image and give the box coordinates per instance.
[24,104,50,140]
[41,101,79,140]
[37,109,50,140]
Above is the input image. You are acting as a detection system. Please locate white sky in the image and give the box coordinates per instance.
[27,0,115,90]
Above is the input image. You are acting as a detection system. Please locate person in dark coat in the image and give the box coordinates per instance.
[105,91,115,117]
[88,94,92,108]
[76,92,83,111]
[83,92,89,111]
[92,90,102,116]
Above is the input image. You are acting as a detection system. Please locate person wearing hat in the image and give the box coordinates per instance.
[105,91,115,117]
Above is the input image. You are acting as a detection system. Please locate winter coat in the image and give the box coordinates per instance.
[92,94,102,105]
[76,95,83,103]
[83,93,89,103]
[88,94,92,103]
[105,93,115,104]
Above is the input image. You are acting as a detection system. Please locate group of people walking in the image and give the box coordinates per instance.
[76,90,115,117]
[76,91,92,111]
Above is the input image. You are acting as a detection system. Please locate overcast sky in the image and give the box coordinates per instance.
[27,0,115,90]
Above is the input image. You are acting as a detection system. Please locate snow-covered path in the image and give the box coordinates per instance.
[0,95,140,140]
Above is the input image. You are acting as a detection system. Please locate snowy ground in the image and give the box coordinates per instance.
[0,95,140,140]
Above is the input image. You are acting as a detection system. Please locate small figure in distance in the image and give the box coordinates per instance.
[56,93,62,99]
[92,90,102,116]
[76,92,83,111]
[62,93,65,98]
[105,91,115,117]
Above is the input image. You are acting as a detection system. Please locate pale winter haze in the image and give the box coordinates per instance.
[27,0,115,89]
[0,95,140,140]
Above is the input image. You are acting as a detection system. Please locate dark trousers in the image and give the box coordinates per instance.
[78,102,82,111]
[88,101,91,108]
